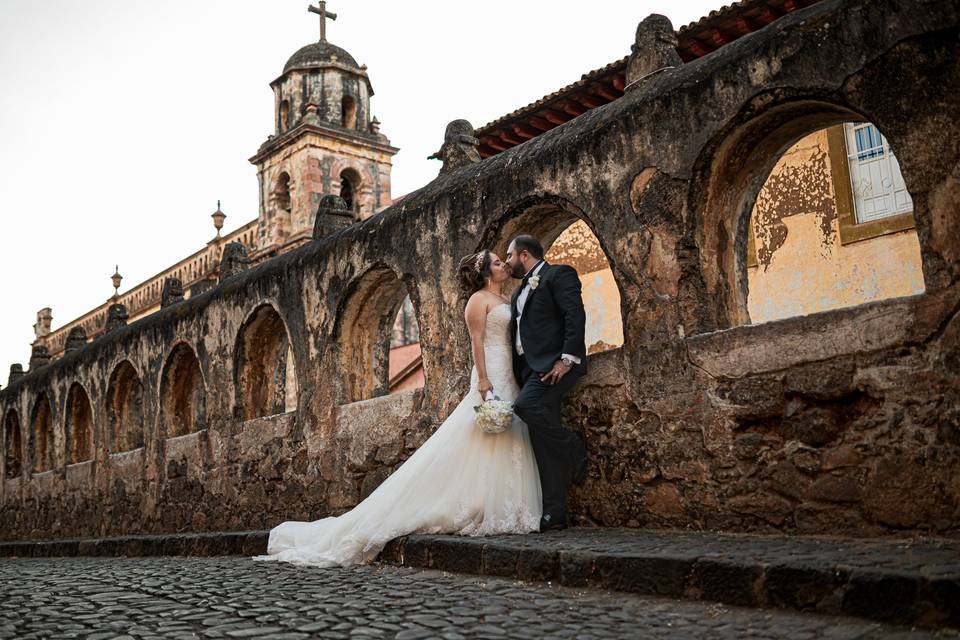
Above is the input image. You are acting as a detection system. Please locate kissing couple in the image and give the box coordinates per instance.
[253,234,589,568]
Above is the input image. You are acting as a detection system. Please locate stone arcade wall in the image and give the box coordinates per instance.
[2,0,959,540]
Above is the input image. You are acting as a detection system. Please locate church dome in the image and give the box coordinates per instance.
[283,41,360,74]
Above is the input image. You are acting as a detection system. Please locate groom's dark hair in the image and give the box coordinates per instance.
[511,234,544,260]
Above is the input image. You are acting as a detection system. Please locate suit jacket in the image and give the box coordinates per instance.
[510,262,587,379]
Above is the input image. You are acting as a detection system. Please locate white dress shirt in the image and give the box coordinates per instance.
[515,260,581,365]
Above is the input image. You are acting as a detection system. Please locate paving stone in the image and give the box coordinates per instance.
[384,527,960,629]
[0,557,954,638]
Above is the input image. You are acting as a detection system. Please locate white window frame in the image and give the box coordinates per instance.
[843,122,913,224]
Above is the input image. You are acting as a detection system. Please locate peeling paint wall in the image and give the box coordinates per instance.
[547,221,624,354]
[747,130,925,324]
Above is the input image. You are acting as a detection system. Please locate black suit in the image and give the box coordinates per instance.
[510,261,588,524]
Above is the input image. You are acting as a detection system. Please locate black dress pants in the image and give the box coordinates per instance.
[513,355,586,521]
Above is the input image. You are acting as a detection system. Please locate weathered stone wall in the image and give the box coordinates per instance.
[2,0,958,541]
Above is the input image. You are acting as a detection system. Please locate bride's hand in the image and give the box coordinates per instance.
[478,378,494,399]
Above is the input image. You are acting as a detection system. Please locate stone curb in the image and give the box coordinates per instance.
[0,530,269,558]
[378,532,960,631]
[3,528,957,630]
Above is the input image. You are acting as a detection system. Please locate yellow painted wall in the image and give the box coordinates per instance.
[547,221,624,354]
[746,130,925,324]
[748,218,924,322]
[579,268,625,354]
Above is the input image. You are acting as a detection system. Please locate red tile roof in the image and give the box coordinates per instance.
[475,0,822,158]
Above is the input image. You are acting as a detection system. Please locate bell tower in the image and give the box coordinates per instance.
[249,2,398,253]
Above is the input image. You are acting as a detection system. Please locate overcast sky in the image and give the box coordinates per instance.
[0,0,721,375]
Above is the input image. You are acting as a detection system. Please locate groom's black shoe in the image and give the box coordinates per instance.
[539,514,567,532]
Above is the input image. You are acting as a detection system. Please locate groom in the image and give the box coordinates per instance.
[506,234,588,532]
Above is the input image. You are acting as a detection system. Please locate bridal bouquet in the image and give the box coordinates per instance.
[474,393,514,434]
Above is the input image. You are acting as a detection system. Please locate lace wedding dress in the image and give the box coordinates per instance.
[251,303,542,568]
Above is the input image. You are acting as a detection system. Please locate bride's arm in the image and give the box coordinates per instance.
[464,294,493,398]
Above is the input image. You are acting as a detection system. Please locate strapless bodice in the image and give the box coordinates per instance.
[470,304,517,398]
[483,304,512,348]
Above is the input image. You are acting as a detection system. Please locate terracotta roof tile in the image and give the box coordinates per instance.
[475,0,821,155]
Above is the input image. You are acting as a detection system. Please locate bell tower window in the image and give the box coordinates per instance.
[275,172,292,213]
[341,95,357,130]
[279,100,290,133]
[339,169,361,216]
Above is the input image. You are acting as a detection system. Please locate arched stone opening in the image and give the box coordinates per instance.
[4,409,21,479]
[339,168,361,217]
[107,361,144,453]
[160,343,206,438]
[745,121,924,324]
[274,172,292,214]
[65,383,94,465]
[30,393,54,473]
[482,196,625,356]
[279,99,290,133]
[235,304,298,420]
[687,99,930,333]
[341,95,357,130]
[333,266,424,404]
[389,295,423,394]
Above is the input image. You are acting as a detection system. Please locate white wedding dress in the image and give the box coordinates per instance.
[251,303,542,568]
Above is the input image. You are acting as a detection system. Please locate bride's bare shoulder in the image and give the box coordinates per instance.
[465,291,506,323]
[466,290,491,307]
[464,291,487,315]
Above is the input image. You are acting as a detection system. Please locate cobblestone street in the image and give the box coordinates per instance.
[1,556,954,639]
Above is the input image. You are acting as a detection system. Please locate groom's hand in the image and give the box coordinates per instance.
[540,359,572,385]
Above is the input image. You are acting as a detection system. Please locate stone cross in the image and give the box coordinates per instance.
[308,1,337,42]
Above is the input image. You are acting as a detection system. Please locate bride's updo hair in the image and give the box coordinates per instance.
[457,250,492,298]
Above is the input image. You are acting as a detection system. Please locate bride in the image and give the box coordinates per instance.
[252,250,542,568]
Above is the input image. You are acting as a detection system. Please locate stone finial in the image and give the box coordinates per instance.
[432,119,481,174]
[218,242,251,283]
[29,345,51,370]
[64,326,87,353]
[625,14,682,90]
[33,308,53,339]
[105,303,129,332]
[161,277,184,308]
[211,202,226,238]
[111,265,123,299]
[313,194,354,239]
[8,364,24,385]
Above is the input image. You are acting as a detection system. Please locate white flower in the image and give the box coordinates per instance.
[528,275,540,290]
[474,398,514,434]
